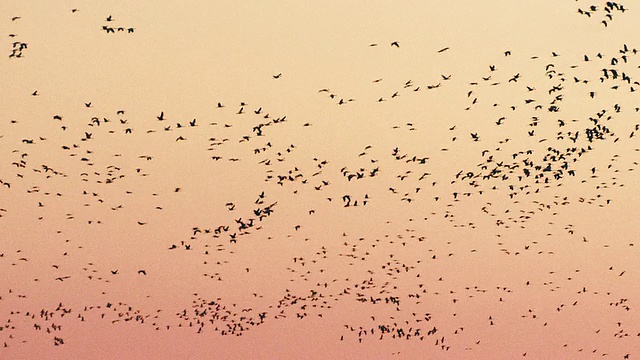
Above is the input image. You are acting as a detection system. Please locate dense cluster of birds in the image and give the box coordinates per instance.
[1,4,640,359]
[101,15,134,34]
[577,1,628,27]
[9,40,27,59]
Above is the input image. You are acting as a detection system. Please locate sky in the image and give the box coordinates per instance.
[1,1,640,359]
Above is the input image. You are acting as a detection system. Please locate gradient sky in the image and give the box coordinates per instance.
[2,1,640,359]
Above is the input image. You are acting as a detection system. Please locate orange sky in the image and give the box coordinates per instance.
[2,1,640,359]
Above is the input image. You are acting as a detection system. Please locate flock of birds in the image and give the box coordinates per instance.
[7,16,27,59]
[1,1,640,358]
[577,1,628,27]
[101,15,134,34]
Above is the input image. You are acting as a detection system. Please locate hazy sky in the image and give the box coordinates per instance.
[2,1,640,359]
